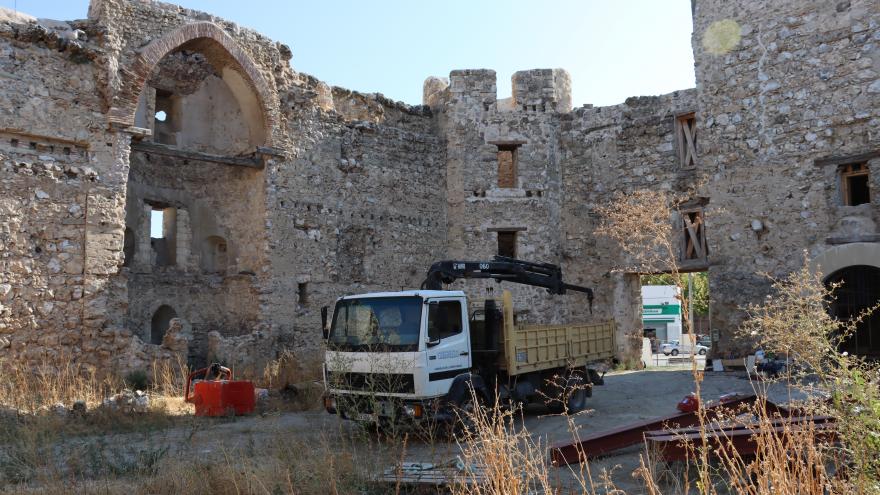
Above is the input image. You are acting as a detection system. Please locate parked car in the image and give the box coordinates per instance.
[661,339,708,356]
[697,335,712,348]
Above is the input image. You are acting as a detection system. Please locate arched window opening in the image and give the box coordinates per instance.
[201,236,228,274]
[150,305,178,345]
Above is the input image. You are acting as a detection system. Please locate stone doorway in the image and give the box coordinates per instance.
[826,265,880,357]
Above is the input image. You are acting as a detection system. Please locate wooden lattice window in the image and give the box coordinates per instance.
[675,113,697,169]
[497,145,519,188]
[841,163,870,206]
[681,209,708,262]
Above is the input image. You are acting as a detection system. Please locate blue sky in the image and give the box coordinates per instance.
[4,0,696,107]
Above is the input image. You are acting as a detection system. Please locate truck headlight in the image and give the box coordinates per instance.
[403,404,423,419]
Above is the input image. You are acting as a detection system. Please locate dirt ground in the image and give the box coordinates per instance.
[28,367,798,493]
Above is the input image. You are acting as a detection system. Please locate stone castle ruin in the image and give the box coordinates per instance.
[0,0,878,373]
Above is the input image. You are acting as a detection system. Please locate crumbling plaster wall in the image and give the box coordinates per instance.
[692,0,880,353]
[124,152,265,360]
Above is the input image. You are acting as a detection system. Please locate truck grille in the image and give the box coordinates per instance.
[327,372,415,394]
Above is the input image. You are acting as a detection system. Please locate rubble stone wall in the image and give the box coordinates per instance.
[1,0,878,374]
[692,0,880,353]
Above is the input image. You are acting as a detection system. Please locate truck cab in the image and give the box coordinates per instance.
[322,287,615,428]
[323,290,473,425]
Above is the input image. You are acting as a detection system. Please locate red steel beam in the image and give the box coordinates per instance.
[646,421,837,461]
[642,415,835,437]
[550,394,758,466]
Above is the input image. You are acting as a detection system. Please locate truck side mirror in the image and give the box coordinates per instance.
[321,306,329,340]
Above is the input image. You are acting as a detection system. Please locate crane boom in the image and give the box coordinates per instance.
[420,256,593,311]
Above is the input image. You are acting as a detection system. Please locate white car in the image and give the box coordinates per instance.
[661,339,708,356]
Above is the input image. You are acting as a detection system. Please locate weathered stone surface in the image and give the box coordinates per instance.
[0,0,877,374]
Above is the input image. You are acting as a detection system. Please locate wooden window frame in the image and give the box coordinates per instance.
[840,163,870,206]
[675,112,697,169]
[680,209,708,263]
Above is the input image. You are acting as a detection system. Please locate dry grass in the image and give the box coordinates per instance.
[0,350,362,493]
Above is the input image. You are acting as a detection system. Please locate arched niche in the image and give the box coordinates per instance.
[109,22,275,147]
[151,305,178,345]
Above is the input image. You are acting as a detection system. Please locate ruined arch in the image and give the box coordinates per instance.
[151,304,178,345]
[108,22,275,144]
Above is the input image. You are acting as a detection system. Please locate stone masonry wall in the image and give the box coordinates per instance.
[2,0,878,374]
[265,77,447,356]
[692,0,880,353]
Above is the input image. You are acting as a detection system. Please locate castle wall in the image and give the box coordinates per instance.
[692,0,880,352]
[264,82,447,356]
[0,19,132,371]
[1,0,878,373]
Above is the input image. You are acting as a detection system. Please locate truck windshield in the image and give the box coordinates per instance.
[328,297,422,352]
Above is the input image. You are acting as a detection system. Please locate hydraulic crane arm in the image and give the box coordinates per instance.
[420,256,594,312]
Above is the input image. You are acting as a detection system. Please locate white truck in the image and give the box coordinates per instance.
[321,257,616,429]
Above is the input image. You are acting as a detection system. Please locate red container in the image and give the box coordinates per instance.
[189,380,255,417]
[677,393,700,413]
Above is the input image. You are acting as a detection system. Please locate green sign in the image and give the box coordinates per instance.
[643,304,681,316]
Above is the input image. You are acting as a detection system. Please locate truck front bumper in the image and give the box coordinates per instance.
[324,393,453,425]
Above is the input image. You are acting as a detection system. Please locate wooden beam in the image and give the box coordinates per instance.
[131,141,264,169]
[826,234,880,245]
[814,150,880,167]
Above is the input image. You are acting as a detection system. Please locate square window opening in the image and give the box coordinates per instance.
[497,231,517,258]
[841,163,870,206]
[496,144,520,188]
[149,203,177,266]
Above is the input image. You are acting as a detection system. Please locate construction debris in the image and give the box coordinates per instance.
[100,389,150,413]
[549,393,805,466]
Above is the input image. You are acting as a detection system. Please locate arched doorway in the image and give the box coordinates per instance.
[151,305,177,345]
[825,265,880,357]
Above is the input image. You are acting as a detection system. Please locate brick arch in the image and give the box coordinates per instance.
[107,22,275,145]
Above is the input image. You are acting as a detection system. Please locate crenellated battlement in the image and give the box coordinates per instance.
[425,68,572,114]
[511,69,571,113]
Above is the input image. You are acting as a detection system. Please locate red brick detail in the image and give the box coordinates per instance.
[107,22,275,145]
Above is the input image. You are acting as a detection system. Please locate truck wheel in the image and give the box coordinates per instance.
[547,372,587,414]
[698,348,707,356]
[451,393,484,438]
[565,372,588,413]
[671,349,679,356]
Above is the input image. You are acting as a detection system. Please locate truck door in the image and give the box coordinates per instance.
[424,297,471,395]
